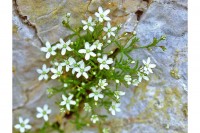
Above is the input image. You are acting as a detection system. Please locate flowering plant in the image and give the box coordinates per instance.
[14,7,165,133]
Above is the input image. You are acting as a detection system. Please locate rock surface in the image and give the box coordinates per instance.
[13,0,187,132]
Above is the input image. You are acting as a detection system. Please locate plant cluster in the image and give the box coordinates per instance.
[14,6,165,133]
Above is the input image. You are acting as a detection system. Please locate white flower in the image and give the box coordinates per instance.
[143,57,156,74]
[60,94,76,111]
[74,61,91,79]
[137,71,149,82]
[78,42,96,60]
[51,66,63,79]
[40,41,57,59]
[64,83,68,87]
[71,60,83,74]
[91,115,99,123]
[132,79,140,86]
[82,16,96,32]
[103,22,117,38]
[97,53,101,56]
[103,36,107,40]
[115,79,120,83]
[66,13,71,17]
[36,104,51,121]
[109,102,121,115]
[93,40,103,50]
[114,91,125,99]
[95,6,111,22]
[103,128,110,133]
[14,117,31,133]
[84,103,92,112]
[98,79,108,89]
[97,54,113,70]
[57,38,72,55]
[131,60,135,64]
[107,40,111,43]
[60,57,75,72]
[36,64,50,81]
[89,87,104,101]
[124,75,132,85]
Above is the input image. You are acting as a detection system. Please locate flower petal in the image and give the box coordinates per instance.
[78,49,86,53]
[20,127,25,133]
[36,113,43,118]
[19,117,23,123]
[98,6,103,14]
[104,9,110,15]
[40,47,48,52]
[62,94,67,101]
[83,72,88,79]
[14,124,20,129]
[85,53,90,60]
[70,100,76,105]
[43,115,48,121]
[59,38,65,45]
[61,48,66,55]
[25,125,31,129]
[60,101,66,106]
[46,52,51,59]
[66,104,70,110]
[36,107,43,113]
[89,93,94,98]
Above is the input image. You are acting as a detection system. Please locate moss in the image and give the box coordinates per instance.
[170,68,181,79]
[182,103,188,118]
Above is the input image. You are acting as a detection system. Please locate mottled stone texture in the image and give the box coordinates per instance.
[13,0,187,132]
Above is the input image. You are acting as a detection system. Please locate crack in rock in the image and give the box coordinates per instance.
[13,0,43,45]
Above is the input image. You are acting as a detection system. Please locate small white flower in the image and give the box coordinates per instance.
[60,94,76,111]
[84,103,92,112]
[124,75,132,85]
[131,60,135,64]
[74,61,91,79]
[114,91,125,99]
[103,128,110,133]
[64,83,68,87]
[103,22,117,38]
[71,60,83,74]
[60,57,75,72]
[103,36,107,40]
[97,53,101,56]
[82,16,96,32]
[89,87,104,101]
[40,41,57,59]
[95,6,111,22]
[91,115,99,123]
[132,79,140,86]
[93,40,103,50]
[97,54,113,70]
[98,79,108,89]
[36,104,51,121]
[143,57,156,74]
[66,13,71,17]
[78,42,96,60]
[109,102,121,115]
[137,71,149,82]
[14,117,31,133]
[57,38,72,55]
[36,64,50,81]
[51,66,63,79]
[115,79,120,83]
